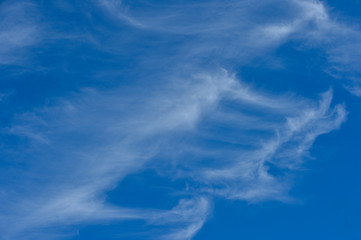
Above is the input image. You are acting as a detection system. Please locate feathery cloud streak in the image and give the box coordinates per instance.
[0,0,356,239]
[0,69,345,239]
[99,0,361,93]
[0,1,42,65]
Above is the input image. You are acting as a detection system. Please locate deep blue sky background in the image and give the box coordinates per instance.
[1,1,361,240]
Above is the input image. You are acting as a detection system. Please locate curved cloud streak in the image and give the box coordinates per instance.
[0,0,356,239]
[1,70,345,239]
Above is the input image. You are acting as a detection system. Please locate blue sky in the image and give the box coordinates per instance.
[0,0,361,239]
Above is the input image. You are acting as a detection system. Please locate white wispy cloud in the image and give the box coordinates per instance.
[1,69,346,239]
[0,1,42,65]
[150,197,211,240]
[0,0,356,239]
[97,0,361,94]
[165,74,346,202]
